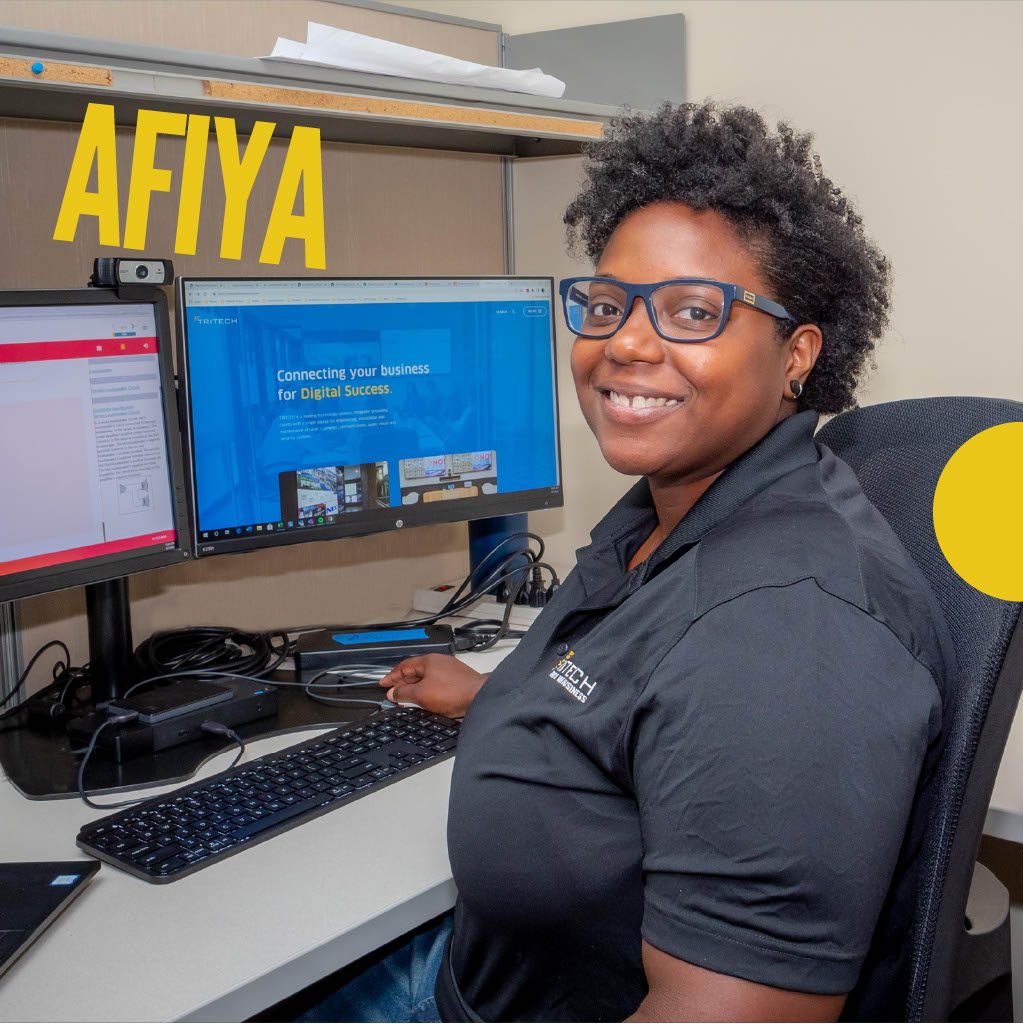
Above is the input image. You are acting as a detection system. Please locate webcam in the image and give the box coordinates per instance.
[90,258,174,288]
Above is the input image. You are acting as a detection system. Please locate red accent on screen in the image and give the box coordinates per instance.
[0,337,159,363]
[0,531,176,578]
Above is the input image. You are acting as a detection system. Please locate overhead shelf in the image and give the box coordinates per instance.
[0,27,618,157]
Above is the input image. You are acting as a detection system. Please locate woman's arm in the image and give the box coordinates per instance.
[629,941,845,1022]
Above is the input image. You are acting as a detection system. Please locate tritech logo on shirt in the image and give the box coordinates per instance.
[549,650,596,704]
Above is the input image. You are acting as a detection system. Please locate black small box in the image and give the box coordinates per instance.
[67,679,278,762]
[295,624,454,680]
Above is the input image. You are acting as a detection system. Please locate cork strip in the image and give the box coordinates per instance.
[0,56,112,87]
[203,79,604,140]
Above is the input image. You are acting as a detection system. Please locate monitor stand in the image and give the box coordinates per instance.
[468,513,529,596]
[0,579,385,800]
[85,577,135,704]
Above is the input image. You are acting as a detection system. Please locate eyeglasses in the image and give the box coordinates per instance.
[559,276,796,344]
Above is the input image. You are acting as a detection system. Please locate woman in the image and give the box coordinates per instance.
[303,102,951,1023]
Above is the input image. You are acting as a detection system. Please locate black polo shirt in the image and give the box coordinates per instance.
[436,410,952,1023]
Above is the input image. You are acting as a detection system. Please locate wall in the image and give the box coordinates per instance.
[0,0,505,671]
[402,0,1023,571]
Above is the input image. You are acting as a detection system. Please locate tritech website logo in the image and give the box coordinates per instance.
[193,315,239,326]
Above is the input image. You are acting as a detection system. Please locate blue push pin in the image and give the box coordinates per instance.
[31,61,45,75]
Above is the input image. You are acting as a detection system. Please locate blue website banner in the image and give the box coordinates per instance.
[184,299,558,531]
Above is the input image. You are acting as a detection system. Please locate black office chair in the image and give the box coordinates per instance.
[817,397,1023,1021]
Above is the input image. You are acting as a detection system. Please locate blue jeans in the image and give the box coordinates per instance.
[295,914,452,1023]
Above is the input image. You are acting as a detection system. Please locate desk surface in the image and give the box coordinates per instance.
[0,645,510,1024]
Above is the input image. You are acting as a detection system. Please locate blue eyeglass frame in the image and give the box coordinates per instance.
[559,276,796,344]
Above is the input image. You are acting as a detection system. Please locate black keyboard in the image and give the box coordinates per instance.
[76,707,459,883]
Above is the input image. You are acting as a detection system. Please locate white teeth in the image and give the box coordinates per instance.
[608,390,681,409]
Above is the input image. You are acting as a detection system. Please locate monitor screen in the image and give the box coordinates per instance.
[0,291,188,601]
[177,277,562,557]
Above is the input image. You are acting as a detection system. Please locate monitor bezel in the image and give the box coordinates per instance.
[0,287,191,603]
[175,275,563,559]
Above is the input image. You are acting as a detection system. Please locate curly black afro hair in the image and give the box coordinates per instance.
[564,101,891,414]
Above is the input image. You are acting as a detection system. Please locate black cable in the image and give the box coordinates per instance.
[274,532,555,637]
[481,570,532,650]
[200,721,246,769]
[135,627,291,681]
[115,667,394,713]
[454,556,558,651]
[123,628,293,702]
[72,542,550,810]
[302,666,391,707]
[77,711,142,810]
[438,533,543,612]
[0,639,72,713]
[453,620,527,651]
[58,664,90,707]
[76,712,251,810]
[76,535,552,723]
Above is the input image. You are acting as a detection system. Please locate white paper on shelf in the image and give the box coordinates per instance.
[264,23,566,99]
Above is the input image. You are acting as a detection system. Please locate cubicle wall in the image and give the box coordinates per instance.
[0,0,501,64]
[0,0,508,669]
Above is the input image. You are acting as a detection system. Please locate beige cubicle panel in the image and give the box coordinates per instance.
[0,0,507,670]
[0,0,500,65]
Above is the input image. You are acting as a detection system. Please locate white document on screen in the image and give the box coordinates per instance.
[264,22,566,98]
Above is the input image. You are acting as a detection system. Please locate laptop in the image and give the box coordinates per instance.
[0,860,100,980]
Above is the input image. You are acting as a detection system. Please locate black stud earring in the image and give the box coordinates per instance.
[789,379,803,399]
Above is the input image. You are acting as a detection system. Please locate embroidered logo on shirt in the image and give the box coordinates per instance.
[549,650,596,704]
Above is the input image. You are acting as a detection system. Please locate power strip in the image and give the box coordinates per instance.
[411,586,545,629]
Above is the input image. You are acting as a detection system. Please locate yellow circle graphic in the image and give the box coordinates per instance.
[933,422,1023,601]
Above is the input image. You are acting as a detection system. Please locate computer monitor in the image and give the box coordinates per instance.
[176,277,562,557]
[0,289,190,603]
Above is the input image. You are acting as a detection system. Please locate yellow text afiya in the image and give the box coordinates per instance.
[53,103,325,270]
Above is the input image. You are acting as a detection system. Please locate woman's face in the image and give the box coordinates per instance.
[571,202,803,487]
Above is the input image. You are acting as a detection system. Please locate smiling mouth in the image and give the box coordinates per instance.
[598,388,685,413]
[594,388,688,424]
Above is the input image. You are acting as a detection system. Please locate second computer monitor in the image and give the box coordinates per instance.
[176,277,562,556]
[0,288,189,602]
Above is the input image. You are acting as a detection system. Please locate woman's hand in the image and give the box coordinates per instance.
[379,654,487,719]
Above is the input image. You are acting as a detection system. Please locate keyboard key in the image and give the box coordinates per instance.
[155,856,187,875]
[142,845,183,866]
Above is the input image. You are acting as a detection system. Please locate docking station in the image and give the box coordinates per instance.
[67,679,278,762]
[295,625,455,681]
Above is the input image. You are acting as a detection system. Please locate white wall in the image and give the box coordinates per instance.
[402,0,1023,570]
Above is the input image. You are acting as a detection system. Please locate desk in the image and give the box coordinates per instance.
[0,644,511,1024]
[5,635,1023,1022]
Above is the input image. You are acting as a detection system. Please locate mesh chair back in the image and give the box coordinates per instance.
[816,397,1023,1020]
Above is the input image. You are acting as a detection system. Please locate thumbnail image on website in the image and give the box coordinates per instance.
[279,461,390,523]
[398,451,497,505]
